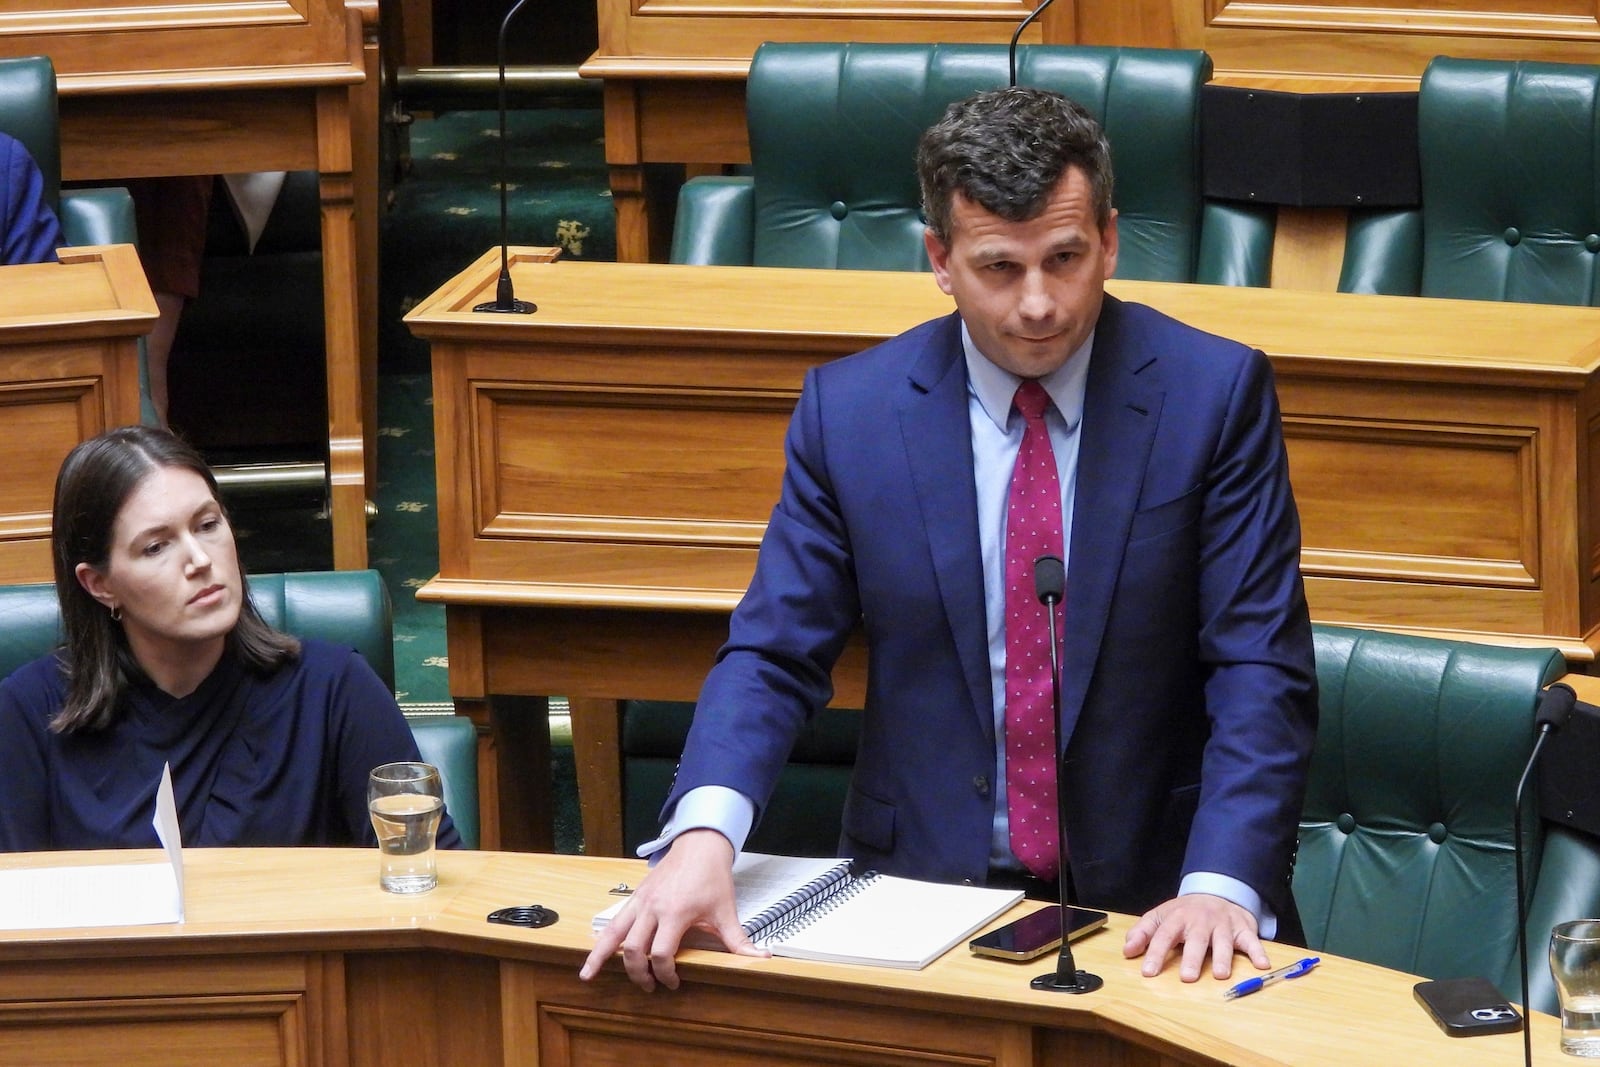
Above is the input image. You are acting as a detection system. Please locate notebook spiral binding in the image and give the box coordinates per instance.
[752,868,881,946]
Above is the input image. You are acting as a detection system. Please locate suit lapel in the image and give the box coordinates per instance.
[897,315,994,739]
[1061,297,1164,744]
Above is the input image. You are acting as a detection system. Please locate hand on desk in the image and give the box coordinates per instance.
[1122,893,1269,982]
[578,828,769,991]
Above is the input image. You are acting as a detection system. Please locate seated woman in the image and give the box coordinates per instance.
[0,426,460,851]
[1,130,65,264]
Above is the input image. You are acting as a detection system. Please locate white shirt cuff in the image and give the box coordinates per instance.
[1179,871,1276,940]
[636,784,756,865]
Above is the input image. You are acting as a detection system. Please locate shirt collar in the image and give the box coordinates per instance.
[962,320,1093,434]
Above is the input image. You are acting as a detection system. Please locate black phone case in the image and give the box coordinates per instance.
[1413,977,1522,1036]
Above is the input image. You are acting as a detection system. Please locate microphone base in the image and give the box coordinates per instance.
[472,298,537,314]
[1030,970,1103,995]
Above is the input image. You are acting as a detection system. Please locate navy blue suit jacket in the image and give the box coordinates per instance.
[671,296,1317,934]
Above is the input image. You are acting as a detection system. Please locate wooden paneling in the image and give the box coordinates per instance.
[0,247,155,584]
[1076,0,1600,89]
[407,253,1600,851]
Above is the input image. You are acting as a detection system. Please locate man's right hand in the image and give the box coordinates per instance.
[577,828,768,991]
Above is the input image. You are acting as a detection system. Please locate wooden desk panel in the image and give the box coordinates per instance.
[0,246,156,584]
[409,253,1600,852]
[0,0,378,570]
[0,848,1574,1067]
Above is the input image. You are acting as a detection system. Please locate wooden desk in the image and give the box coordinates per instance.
[0,245,157,584]
[0,847,1569,1066]
[407,252,1600,853]
[0,0,379,570]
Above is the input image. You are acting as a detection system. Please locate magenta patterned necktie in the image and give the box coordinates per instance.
[1004,379,1063,880]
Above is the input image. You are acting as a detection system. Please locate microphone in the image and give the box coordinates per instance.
[1007,0,1060,88]
[1028,554,1102,995]
[473,0,538,315]
[1514,682,1575,1067]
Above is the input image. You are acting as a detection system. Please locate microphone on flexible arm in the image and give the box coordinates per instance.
[1514,681,1576,1067]
[1028,554,1103,995]
[1007,0,1059,88]
[473,0,538,315]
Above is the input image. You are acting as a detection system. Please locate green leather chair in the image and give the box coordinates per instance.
[1340,56,1600,304]
[1298,625,1600,1013]
[0,569,480,849]
[670,42,1273,286]
[621,699,860,856]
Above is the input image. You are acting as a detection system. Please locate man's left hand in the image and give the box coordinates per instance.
[1121,893,1269,981]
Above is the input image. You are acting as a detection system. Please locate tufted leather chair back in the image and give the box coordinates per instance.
[1341,56,1600,304]
[673,42,1273,286]
[1296,625,1578,1010]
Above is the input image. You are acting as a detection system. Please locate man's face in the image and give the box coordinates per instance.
[924,166,1118,379]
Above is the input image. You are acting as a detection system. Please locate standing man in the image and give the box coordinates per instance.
[582,86,1318,992]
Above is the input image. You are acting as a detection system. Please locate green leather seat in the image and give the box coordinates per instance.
[0,570,480,849]
[1298,625,1600,1013]
[621,699,860,857]
[1341,56,1600,303]
[671,42,1273,286]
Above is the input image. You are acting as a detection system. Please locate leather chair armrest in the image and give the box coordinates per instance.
[1513,825,1600,1014]
[409,714,480,848]
[670,176,755,266]
[1196,201,1275,287]
[1338,208,1423,296]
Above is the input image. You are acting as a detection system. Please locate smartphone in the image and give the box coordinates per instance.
[1414,977,1522,1036]
[969,905,1108,961]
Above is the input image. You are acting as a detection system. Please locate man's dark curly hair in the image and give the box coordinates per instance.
[916,86,1114,243]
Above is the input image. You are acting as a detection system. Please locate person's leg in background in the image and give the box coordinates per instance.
[125,176,214,427]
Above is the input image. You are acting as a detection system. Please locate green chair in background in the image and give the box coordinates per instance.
[671,42,1273,287]
[1340,56,1600,303]
[1298,625,1600,1013]
[0,569,480,849]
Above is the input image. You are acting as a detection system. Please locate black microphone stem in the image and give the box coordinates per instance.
[1008,0,1058,88]
[1513,682,1574,1067]
[474,0,538,315]
[1029,555,1101,994]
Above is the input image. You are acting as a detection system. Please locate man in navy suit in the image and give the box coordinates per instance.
[583,87,1318,992]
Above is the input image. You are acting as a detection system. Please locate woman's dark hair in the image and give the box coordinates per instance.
[50,425,299,733]
[916,86,1115,244]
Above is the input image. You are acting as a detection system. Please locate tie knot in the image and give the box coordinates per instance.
[1014,380,1051,422]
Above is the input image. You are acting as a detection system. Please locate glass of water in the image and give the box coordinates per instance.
[368,761,445,893]
[1552,919,1600,1057]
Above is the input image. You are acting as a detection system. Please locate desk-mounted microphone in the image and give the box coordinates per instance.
[1007,0,1059,88]
[1514,681,1575,1067]
[1028,554,1102,995]
[474,0,538,315]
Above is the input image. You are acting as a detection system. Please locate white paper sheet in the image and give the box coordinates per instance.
[0,763,184,930]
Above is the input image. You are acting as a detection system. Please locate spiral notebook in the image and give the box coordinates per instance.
[593,853,1022,970]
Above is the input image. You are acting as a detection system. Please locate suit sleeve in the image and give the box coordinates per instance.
[1184,349,1318,909]
[665,366,863,821]
[1,135,65,265]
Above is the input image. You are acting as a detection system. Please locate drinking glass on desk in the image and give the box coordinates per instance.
[1552,919,1600,1056]
[368,762,444,893]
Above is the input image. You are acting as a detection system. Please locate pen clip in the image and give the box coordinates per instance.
[1282,956,1319,980]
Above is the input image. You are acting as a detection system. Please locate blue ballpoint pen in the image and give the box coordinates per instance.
[1222,956,1320,1000]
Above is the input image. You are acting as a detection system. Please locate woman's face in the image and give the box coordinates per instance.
[76,465,242,676]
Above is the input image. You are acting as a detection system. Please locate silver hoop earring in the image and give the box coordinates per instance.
[110,606,122,622]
